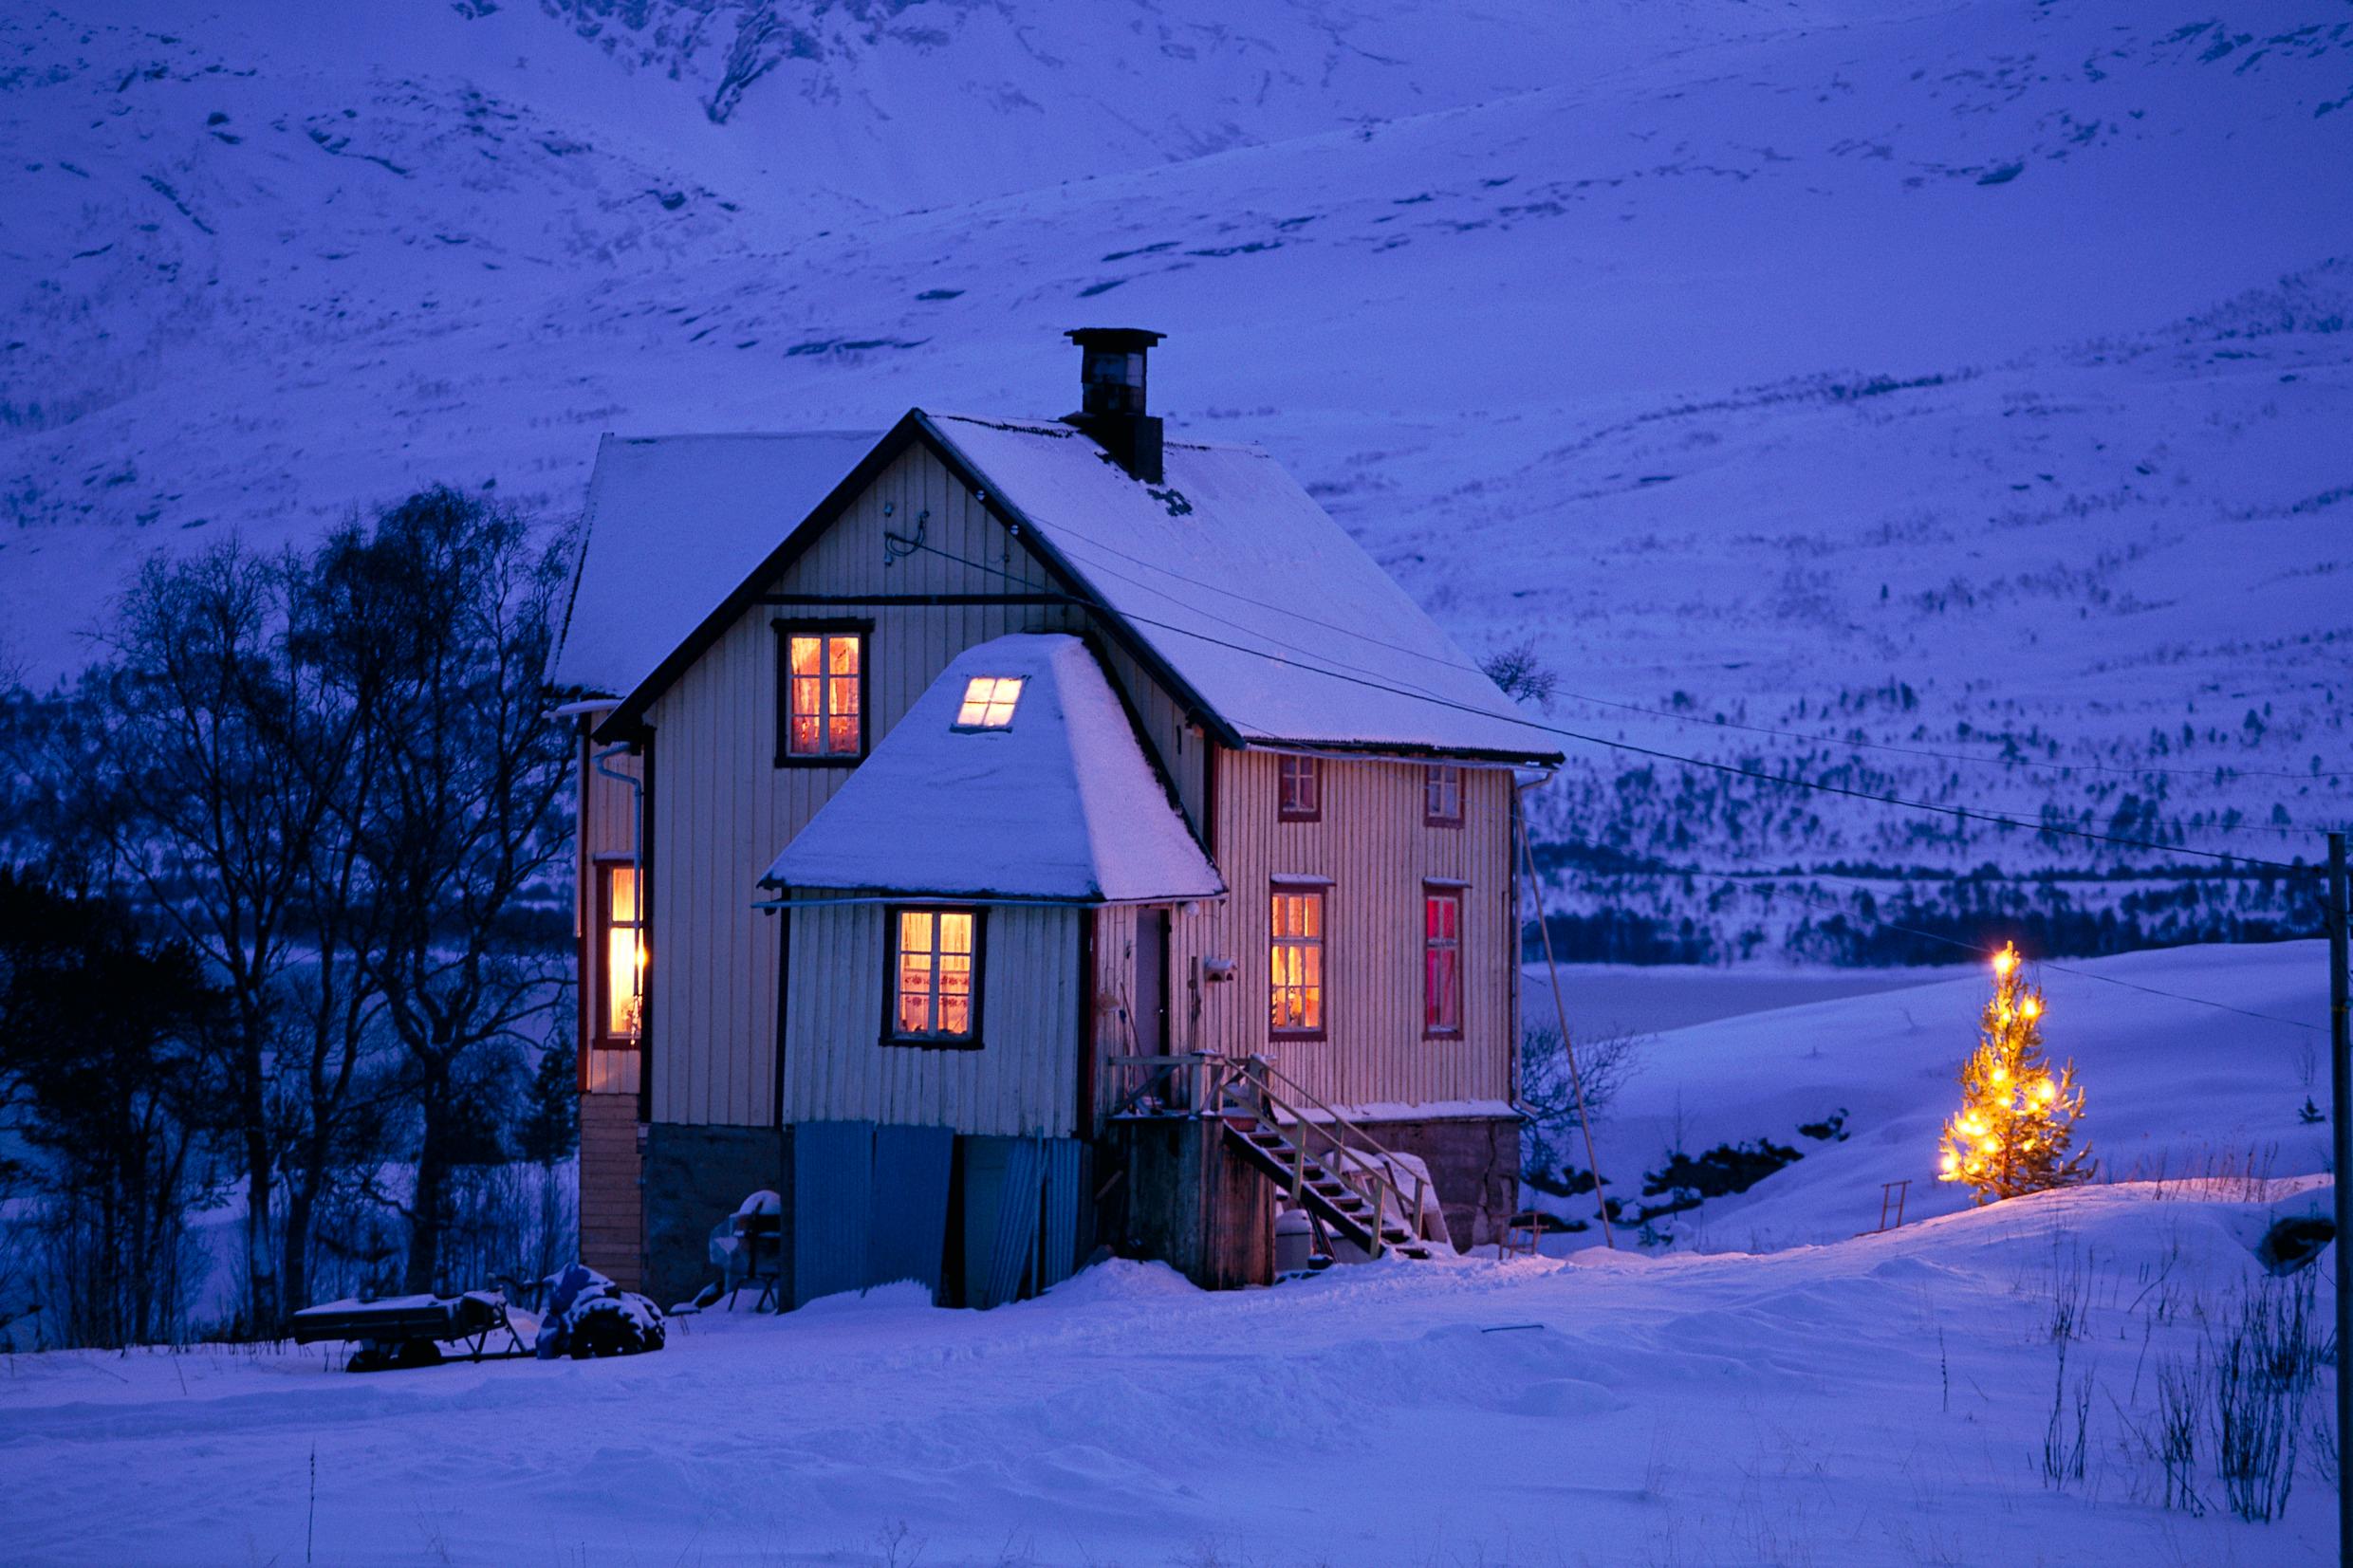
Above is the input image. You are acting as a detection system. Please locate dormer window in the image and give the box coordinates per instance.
[954,676,1025,729]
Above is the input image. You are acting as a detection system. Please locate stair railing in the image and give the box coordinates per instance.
[1224,1056,1431,1253]
[1105,1052,1224,1118]
[1105,1051,1436,1256]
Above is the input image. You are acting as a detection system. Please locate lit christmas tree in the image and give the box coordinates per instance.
[1937,942,2092,1205]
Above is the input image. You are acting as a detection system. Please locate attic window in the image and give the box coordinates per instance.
[954,676,1025,729]
[778,627,866,764]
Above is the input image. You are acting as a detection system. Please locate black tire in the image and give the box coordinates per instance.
[566,1300,661,1358]
[395,1338,444,1370]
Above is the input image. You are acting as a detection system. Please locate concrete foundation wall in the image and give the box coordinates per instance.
[642,1122,788,1309]
[1368,1116,1521,1250]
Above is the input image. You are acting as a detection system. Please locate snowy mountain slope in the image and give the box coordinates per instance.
[2,0,2348,914]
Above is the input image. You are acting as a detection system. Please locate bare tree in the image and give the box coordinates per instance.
[1518,1023,1646,1183]
[1479,637,1559,711]
[33,544,368,1332]
[318,489,572,1294]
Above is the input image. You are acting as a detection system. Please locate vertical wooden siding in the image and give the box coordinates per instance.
[781,901,1081,1136]
[1170,754,1515,1111]
[640,442,1201,1127]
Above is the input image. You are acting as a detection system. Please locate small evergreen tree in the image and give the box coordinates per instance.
[1938,942,2092,1204]
[518,1033,579,1168]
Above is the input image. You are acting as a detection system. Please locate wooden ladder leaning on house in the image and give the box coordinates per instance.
[1109,1053,1436,1262]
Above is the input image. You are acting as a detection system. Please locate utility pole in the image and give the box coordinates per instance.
[2329,831,2348,1568]
[1516,791,1614,1249]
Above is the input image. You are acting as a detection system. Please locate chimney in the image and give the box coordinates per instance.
[1063,326,1165,484]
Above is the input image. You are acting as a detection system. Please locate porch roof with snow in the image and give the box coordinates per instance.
[761,635,1225,904]
[586,410,1562,765]
[547,431,880,700]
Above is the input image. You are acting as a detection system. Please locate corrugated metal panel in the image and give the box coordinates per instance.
[1037,1137,1084,1293]
[866,1123,954,1299]
[781,902,1081,1137]
[959,1134,1043,1310]
[791,1119,875,1307]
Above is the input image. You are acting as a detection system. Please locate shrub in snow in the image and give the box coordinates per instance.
[1639,1136,1804,1219]
[535,1264,665,1359]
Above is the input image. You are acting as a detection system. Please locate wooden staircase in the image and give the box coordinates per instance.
[1218,1110,1433,1260]
[1109,1051,1441,1263]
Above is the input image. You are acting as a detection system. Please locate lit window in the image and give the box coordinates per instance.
[1424,889,1462,1037]
[1277,755,1321,822]
[600,861,644,1042]
[954,675,1025,729]
[890,909,981,1044]
[781,630,863,760]
[1269,888,1325,1036]
[1424,765,1463,826]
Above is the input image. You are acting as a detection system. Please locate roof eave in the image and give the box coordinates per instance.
[1242,735,1566,767]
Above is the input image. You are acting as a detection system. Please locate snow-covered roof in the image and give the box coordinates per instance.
[548,431,879,698]
[762,635,1225,903]
[917,413,1558,761]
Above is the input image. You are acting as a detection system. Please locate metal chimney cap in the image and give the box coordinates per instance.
[1064,327,1165,352]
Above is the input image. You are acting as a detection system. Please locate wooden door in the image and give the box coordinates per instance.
[1136,908,1170,1053]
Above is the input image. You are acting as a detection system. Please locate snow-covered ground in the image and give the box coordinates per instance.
[0,940,2336,1565]
[0,1187,2331,1564]
[1539,939,2332,1249]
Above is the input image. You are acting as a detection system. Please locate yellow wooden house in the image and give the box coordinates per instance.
[548,330,1562,1306]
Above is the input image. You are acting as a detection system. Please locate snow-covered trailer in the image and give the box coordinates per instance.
[547,331,1562,1307]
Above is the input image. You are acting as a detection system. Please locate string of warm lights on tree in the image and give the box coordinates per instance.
[1937,942,2094,1204]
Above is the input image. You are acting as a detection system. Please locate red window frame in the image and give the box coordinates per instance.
[1269,885,1327,1040]
[1423,764,1464,827]
[1277,754,1322,822]
[1423,885,1463,1039]
[776,623,870,765]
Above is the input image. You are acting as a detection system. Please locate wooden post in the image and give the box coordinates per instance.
[2328,831,2348,1568]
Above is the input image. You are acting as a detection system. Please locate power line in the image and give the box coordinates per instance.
[1040,525,2349,787]
[1074,535,2274,844]
[908,537,2305,871]
[906,536,2323,1023]
[932,535,2336,847]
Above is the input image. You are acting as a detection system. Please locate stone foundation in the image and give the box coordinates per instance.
[1364,1115,1521,1250]
[641,1123,788,1309]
